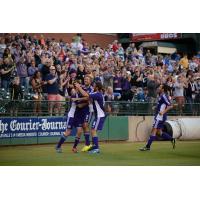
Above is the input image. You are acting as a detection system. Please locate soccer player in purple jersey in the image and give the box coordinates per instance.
[75,81,106,154]
[55,85,85,153]
[71,75,94,152]
[139,84,177,151]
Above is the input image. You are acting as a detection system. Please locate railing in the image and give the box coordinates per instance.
[0,99,200,117]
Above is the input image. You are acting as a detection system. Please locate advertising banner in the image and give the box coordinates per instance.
[132,33,182,42]
[0,117,76,139]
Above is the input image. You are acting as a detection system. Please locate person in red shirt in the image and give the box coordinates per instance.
[40,34,45,46]
[112,40,119,52]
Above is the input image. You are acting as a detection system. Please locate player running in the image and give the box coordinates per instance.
[139,84,177,151]
[75,81,106,154]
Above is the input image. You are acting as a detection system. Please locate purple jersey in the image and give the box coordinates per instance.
[66,93,85,128]
[89,92,105,118]
[82,85,93,93]
[78,85,94,115]
[155,93,171,122]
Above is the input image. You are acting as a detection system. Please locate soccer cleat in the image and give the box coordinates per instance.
[56,147,62,153]
[88,148,100,154]
[81,145,93,152]
[139,146,150,151]
[72,147,78,153]
[171,138,176,149]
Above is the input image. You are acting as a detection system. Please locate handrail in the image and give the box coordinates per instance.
[0,99,200,117]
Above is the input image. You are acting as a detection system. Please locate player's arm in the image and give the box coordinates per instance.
[74,83,89,98]
[159,104,177,115]
[71,97,89,102]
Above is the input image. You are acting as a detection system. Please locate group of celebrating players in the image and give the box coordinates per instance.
[56,75,105,154]
[55,74,177,154]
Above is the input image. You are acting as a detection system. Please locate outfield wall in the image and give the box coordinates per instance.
[128,116,200,142]
[0,116,128,146]
[1,115,200,146]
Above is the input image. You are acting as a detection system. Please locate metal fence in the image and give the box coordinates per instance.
[0,99,200,117]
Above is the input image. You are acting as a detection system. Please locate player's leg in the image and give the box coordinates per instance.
[83,122,90,145]
[55,117,73,153]
[72,113,85,152]
[72,127,83,153]
[160,130,176,149]
[81,122,92,152]
[56,129,71,153]
[81,112,93,152]
[139,118,160,151]
[89,128,100,153]
[89,117,105,154]
[139,128,158,151]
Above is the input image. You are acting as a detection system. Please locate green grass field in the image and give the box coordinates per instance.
[0,141,200,166]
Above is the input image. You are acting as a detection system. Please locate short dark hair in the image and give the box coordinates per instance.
[95,82,103,91]
[163,84,170,93]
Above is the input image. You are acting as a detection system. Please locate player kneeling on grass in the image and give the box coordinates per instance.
[55,86,85,153]
[139,84,177,151]
[75,82,106,154]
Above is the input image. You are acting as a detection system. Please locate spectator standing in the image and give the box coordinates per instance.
[102,66,113,88]
[121,71,133,101]
[104,86,115,114]
[145,49,152,65]
[112,40,119,53]
[9,76,23,116]
[0,58,15,91]
[173,75,188,115]
[185,76,198,114]
[30,71,43,116]
[45,65,61,116]
[28,59,38,77]
[166,76,174,96]
[147,74,160,113]
[113,69,123,94]
[58,70,69,114]
[76,64,85,84]
[16,56,28,91]
[179,54,189,71]
[131,68,143,88]
[3,47,14,60]
[189,57,198,72]
[117,43,124,61]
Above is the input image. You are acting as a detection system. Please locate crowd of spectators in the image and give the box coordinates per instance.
[0,33,200,115]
